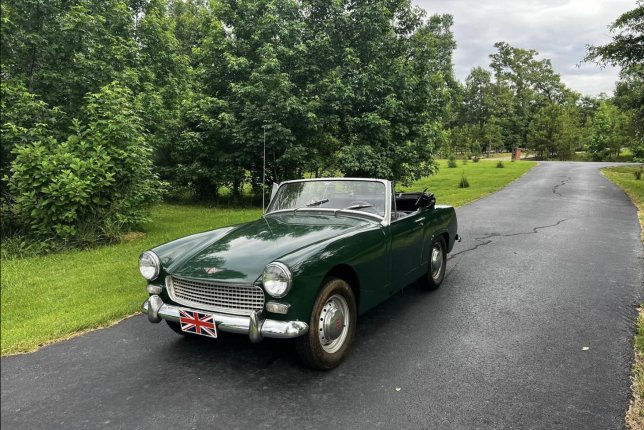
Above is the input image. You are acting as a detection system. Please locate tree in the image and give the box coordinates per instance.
[483,115,504,154]
[589,102,619,161]
[334,9,455,184]
[528,104,580,160]
[489,42,567,149]
[585,1,644,161]
[584,1,643,69]
[461,67,494,132]
[1,0,138,121]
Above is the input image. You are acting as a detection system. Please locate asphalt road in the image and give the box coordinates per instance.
[2,162,642,429]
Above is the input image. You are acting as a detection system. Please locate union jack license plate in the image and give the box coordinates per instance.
[179,310,218,338]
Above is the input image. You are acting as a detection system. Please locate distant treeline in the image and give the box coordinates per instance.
[1,0,642,246]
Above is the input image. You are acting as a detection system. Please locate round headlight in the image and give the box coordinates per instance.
[139,251,160,281]
[262,262,292,298]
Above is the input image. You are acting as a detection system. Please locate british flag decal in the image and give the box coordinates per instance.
[179,310,218,338]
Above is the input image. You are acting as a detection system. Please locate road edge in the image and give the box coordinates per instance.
[602,167,644,429]
[1,313,140,357]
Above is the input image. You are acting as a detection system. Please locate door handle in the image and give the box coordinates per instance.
[414,218,424,225]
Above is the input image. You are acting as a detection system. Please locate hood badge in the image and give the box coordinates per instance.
[205,267,220,274]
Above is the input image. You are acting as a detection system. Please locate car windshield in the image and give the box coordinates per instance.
[267,180,386,218]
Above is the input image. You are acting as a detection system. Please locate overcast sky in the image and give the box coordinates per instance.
[413,0,636,96]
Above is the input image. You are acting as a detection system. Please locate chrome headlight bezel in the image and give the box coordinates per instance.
[139,251,161,281]
[262,262,292,298]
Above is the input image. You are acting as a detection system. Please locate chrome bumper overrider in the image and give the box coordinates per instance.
[141,295,308,342]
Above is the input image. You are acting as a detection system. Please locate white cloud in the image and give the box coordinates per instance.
[412,0,635,96]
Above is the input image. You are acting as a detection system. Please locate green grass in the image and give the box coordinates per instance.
[603,166,643,240]
[1,160,536,355]
[1,206,261,355]
[402,159,535,207]
[574,149,635,162]
[603,165,644,429]
[483,152,513,159]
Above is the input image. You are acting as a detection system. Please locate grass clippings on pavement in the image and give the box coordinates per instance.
[628,308,644,430]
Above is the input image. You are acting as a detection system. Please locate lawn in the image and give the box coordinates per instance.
[1,159,535,355]
[402,159,535,207]
[603,165,644,429]
[1,206,261,355]
[603,165,643,240]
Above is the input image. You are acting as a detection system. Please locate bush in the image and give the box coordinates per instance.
[473,155,480,162]
[0,78,64,178]
[462,157,468,165]
[448,154,457,168]
[6,83,163,244]
[496,160,505,168]
[636,167,643,180]
[459,174,469,188]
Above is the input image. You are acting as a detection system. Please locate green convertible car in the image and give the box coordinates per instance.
[140,178,459,369]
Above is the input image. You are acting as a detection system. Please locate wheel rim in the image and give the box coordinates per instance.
[317,294,350,353]
[431,243,443,281]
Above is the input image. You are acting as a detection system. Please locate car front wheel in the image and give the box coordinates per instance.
[295,277,357,370]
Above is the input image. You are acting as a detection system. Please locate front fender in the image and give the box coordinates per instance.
[271,223,387,322]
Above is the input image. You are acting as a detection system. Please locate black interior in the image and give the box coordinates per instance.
[316,190,436,220]
[392,191,436,219]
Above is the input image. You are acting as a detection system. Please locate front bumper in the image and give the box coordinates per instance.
[141,295,308,343]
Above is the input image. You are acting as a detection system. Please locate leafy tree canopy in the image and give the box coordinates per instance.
[585,1,644,69]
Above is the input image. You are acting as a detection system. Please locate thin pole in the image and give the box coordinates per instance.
[262,125,267,213]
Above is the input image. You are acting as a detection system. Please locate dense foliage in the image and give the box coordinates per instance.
[0,0,641,249]
[585,1,644,161]
[6,83,163,243]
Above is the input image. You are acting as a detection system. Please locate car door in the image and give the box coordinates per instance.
[388,204,426,291]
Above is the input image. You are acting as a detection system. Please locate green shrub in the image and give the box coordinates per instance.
[0,79,64,178]
[448,154,457,168]
[636,167,643,180]
[473,155,480,162]
[459,174,469,188]
[496,160,505,168]
[6,83,163,243]
[462,157,468,165]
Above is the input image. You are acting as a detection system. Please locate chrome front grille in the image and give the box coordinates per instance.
[168,276,264,316]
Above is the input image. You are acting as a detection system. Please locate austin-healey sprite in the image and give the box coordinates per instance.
[140,178,458,369]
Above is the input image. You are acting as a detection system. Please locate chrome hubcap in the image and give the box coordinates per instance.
[318,294,349,353]
[431,244,443,280]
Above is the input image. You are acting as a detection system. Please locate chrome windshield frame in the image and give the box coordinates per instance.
[265,178,392,227]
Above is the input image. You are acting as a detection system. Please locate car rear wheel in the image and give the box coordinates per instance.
[424,236,446,289]
[295,277,357,370]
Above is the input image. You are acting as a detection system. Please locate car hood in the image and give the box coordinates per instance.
[162,212,374,284]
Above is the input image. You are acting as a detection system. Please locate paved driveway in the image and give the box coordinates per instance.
[2,162,642,429]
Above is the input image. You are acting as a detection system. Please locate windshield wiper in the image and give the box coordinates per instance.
[343,203,374,210]
[306,199,329,207]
